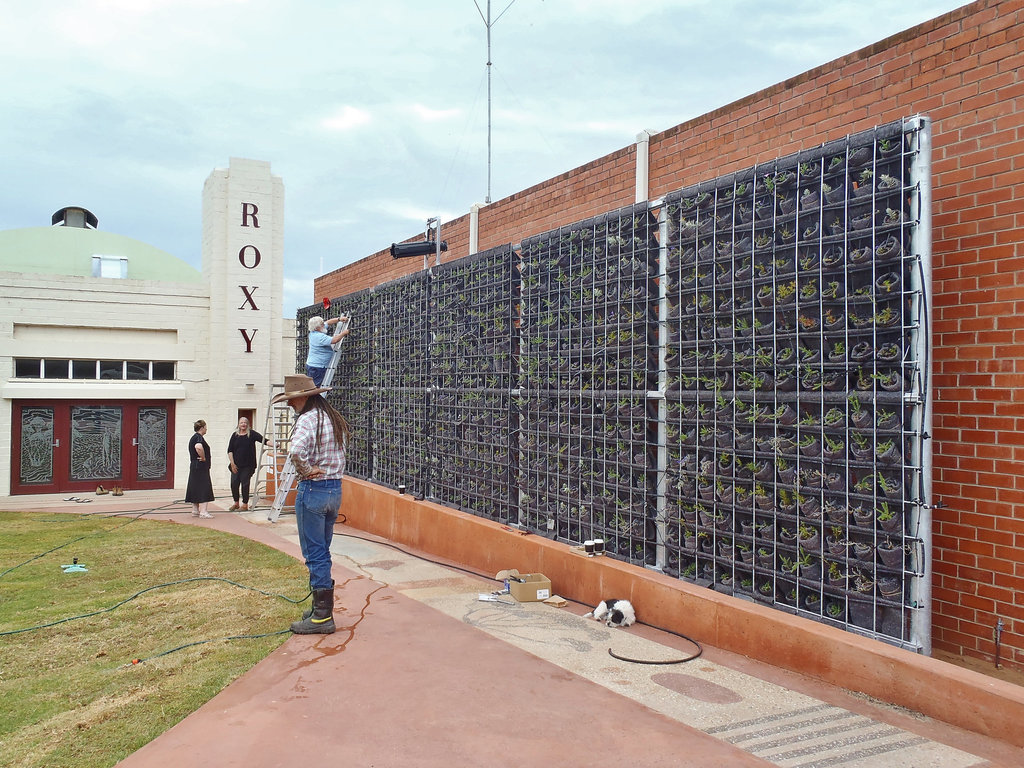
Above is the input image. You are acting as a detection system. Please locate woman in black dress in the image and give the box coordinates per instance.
[185,419,215,518]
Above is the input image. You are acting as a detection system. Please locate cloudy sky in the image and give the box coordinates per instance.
[1,0,967,315]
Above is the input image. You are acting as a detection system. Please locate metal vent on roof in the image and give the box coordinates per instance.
[52,207,98,229]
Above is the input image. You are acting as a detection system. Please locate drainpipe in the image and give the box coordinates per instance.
[469,203,485,255]
[635,130,655,204]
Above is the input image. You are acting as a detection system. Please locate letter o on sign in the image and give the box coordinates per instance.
[239,245,261,269]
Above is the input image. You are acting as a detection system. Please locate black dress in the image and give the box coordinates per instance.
[184,432,215,503]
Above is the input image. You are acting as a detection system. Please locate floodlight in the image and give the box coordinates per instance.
[390,240,448,259]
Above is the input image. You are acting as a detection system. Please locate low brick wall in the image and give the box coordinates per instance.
[342,475,1024,748]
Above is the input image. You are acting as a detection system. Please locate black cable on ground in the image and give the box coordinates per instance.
[0,500,188,580]
[332,528,705,664]
[0,576,309,638]
[126,629,293,667]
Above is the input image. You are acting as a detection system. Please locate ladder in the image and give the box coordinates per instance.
[263,316,350,522]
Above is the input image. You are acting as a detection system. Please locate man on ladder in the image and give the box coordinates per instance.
[266,306,350,521]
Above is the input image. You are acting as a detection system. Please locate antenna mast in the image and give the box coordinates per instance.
[476,0,516,205]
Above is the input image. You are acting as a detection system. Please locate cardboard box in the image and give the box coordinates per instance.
[509,573,551,602]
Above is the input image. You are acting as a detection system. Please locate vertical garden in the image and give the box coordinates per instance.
[297,117,930,648]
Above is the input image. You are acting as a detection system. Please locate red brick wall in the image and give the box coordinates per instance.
[314,0,1024,670]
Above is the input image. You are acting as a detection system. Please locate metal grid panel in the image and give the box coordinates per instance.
[430,245,517,524]
[660,118,928,646]
[325,289,374,479]
[371,273,431,495]
[518,205,659,564]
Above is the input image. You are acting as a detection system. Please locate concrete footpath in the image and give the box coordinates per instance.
[9,491,1020,767]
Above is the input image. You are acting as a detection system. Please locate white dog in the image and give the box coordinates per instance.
[584,599,636,627]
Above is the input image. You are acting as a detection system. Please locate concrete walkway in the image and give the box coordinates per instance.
[7,491,1020,767]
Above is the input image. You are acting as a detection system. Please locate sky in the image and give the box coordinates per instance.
[0,0,969,316]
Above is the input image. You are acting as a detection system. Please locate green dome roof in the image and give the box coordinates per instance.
[0,226,202,283]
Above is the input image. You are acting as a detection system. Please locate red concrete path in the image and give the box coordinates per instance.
[113,511,769,768]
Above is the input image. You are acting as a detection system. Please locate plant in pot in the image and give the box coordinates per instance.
[850,503,874,529]
[876,472,902,500]
[878,575,902,599]
[822,433,846,461]
[821,271,846,299]
[875,370,904,392]
[881,207,904,227]
[850,431,873,461]
[797,549,822,580]
[877,536,904,568]
[824,597,846,621]
[798,522,822,553]
[875,407,899,431]
[875,234,903,260]
[826,526,847,555]
[876,341,901,363]
[876,438,903,465]
[852,471,876,496]
[877,501,904,533]
[826,339,846,363]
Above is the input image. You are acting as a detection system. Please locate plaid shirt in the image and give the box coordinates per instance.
[289,408,346,480]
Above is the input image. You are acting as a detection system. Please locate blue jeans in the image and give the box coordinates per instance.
[305,364,328,387]
[295,478,341,590]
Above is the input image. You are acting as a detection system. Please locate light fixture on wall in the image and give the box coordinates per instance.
[245,383,255,389]
[390,217,447,268]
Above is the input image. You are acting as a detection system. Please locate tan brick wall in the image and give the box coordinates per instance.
[314,0,1024,670]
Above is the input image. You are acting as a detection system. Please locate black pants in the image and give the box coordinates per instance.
[231,466,256,504]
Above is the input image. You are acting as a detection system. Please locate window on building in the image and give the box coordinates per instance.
[91,255,128,279]
[153,362,175,380]
[14,359,41,378]
[100,360,123,379]
[15,359,176,381]
[126,361,149,380]
[72,360,97,379]
[43,359,70,379]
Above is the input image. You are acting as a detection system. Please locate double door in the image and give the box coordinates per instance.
[12,400,175,495]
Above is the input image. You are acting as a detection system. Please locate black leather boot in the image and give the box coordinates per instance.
[291,587,335,634]
[301,579,334,620]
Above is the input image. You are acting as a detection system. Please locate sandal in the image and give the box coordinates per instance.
[64,497,79,502]
[75,498,92,503]
[228,503,239,511]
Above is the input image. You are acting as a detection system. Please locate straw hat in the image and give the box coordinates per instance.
[271,374,330,404]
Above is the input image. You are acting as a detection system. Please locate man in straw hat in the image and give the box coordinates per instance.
[272,374,351,634]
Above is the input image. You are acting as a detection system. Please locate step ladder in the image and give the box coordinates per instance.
[263,316,350,522]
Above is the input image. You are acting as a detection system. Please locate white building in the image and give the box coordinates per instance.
[0,158,295,497]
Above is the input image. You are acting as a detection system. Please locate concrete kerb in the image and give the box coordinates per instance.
[339,475,1024,748]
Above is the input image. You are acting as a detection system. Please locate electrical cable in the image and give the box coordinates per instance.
[0,576,308,638]
[332,527,704,664]
[0,499,188,580]
[125,629,292,667]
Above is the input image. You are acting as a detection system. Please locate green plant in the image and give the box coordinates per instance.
[853,472,875,493]
[823,434,844,453]
[776,280,797,301]
[877,501,898,521]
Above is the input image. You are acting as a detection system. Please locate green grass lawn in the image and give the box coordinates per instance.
[0,509,309,768]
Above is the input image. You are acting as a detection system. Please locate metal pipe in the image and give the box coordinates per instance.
[907,114,934,655]
[995,618,1005,669]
